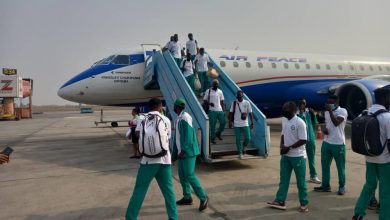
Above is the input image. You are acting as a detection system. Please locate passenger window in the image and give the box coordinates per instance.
[233,61,239,68]
[258,62,263,68]
[326,64,331,70]
[369,65,374,71]
[378,66,383,71]
[245,62,251,68]
[220,61,226,67]
[305,64,310,69]
[316,64,321,70]
[338,65,343,70]
[350,65,354,71]
[360,65,365,71]
[271,63,277,69]
[284,63,289,69]
[112,55,130,65]
[295,63,300,69]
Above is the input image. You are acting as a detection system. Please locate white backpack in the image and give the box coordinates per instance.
[139,114,168,158]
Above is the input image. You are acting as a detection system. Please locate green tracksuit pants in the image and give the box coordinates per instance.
[235,126,251,155]
[320,141,346,188]
[306,140,318,178]
[185,75,195,93]
[178,156,207,201]
[125,164,177,220]
[209,110,226,141]
[197,71,208,93]
[275,156,308,205]
[354,161,390,219]
[174,58,182,67]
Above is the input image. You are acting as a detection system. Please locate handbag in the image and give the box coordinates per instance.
[194,74,201,90]
[202,89,211,114]
[237,101,247,120]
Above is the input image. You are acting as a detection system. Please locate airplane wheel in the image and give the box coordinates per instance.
[111,122,118,127]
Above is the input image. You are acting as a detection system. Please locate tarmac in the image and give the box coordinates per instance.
[0,110,378,220]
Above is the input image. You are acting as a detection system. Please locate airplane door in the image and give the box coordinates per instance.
[141,44,161,66]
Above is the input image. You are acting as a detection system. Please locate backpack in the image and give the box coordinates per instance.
[139,114,168,158]
[351,109,388,156]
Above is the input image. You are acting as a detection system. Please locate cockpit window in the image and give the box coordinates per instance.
[112,55,130,65]
[93,55,115,66]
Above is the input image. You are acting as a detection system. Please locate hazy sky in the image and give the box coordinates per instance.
[1,0,390,105]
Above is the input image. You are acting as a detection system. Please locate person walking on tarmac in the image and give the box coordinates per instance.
[194,48,211,96]
[129,107,143,159]
[267,101,309,212]
[297,99,321,184]
[123,98,177,220]
[353,87,390,220]
[229,90,254,159]
[186,33,198,60]
[203,79,226,144]
[172,99,209,212]
[314,95,348,195]
[180,53,196,93]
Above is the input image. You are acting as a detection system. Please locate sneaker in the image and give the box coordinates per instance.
[267,201,286,210]
[216,133,223,140]
[314,185,331,192]
[211,140,217,144]
[376,203,380,213]
[199,196,208,211]
[338,187,346,195]
[368,199,378,210]
[239,154,244,159]
[309,177,322,184]
[176,197,193,205]
[299,204,309,212]
[352,214,363,220]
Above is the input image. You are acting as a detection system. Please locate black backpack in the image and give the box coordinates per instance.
[351,109,388,156]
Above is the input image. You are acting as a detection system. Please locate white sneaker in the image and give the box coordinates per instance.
[239,154,244,159]
[309,177,322,184]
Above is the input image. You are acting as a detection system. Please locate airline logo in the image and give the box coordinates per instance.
[1,80,13,91]
[220,55,307,63]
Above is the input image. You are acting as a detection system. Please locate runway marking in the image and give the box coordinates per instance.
[328,206,355,211]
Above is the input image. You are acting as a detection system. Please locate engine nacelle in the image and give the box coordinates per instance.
[336,76,390,119]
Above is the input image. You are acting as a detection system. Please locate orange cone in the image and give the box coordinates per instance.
[316,127,323,140]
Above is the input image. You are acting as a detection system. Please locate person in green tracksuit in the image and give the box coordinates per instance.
[296,99,321,184]
[229,90,254,159]
[203,79,226,144]
[124,98,177,220]
[314,95,348,195]
[180,53,196,93]
[353,87,390,220]
[163,34,184,66]
[267,101,309,212]
[172,99,209,212]
[194,48,212,96]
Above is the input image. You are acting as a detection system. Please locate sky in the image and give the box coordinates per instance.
[1,0,390,105]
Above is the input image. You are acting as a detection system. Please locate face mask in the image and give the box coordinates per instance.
[282,110,293,119]
[329,104,338,111]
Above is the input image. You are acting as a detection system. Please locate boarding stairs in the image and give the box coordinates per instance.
[141,44,269,162]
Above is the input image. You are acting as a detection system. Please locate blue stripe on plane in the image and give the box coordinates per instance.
[61,54,145,89]
[60,64,123,88]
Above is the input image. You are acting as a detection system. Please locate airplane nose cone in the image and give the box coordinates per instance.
[57,87,68,100]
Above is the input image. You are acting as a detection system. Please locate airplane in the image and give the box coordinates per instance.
[58,46,390,119]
